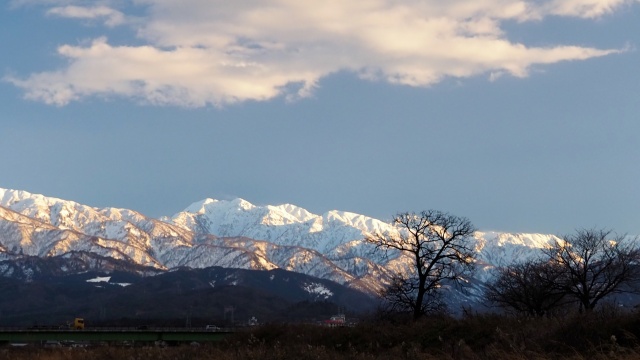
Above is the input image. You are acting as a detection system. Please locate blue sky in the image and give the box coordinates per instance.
[1,0,639,235]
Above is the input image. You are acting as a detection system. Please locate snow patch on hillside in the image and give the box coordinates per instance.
[303,282,333,299]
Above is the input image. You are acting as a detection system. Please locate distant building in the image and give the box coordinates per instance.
[323,314,346,327]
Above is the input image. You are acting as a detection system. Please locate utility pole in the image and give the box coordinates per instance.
[224,306,235,325]
[186,307,192,328]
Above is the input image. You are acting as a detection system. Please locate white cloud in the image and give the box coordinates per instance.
[543,0,635,18]
[46,5,125,27]
[5,0,633,107]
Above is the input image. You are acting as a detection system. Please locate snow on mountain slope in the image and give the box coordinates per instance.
[209,237,358,286]
[0,205,163,267]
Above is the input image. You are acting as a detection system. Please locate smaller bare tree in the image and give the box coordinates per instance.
[367,210,476,320]
[544,228,640,313]
[485,259,568,317]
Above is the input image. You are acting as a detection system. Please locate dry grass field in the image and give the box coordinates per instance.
[2,308,640,359]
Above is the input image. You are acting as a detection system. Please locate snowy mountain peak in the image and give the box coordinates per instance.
[169,198,396,254]
[183,198,220,214]
[323,210,391,233]
[0,188,34,206]
[183,198,257,215]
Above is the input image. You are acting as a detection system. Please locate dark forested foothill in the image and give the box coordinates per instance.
[0,266,376,327]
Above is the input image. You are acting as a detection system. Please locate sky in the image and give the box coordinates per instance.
[1,0,639,236]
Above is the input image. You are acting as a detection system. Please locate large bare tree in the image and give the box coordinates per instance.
[544,228,640,313]
[367,210,476,319]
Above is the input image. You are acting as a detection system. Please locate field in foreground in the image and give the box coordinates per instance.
[3,309,640,359]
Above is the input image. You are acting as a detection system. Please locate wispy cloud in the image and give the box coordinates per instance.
[5,0,634,107]
[543,0,635,18]
[46,5,125,27]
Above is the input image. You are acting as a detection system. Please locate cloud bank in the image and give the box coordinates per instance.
[6,0,634,107]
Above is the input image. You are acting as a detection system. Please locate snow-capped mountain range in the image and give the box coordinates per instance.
[0,187,560,298]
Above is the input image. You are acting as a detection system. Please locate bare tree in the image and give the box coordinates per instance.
[485,259,568,317]
[367,210,476,320]
[544,228,640,313]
